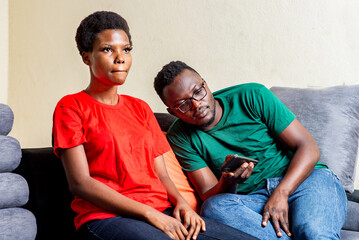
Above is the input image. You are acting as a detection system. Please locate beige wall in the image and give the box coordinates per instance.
[0,0,8,104]
[7,1,359,187]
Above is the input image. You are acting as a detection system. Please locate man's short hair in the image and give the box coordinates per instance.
[75,11,132,55]
[154,61,199,101]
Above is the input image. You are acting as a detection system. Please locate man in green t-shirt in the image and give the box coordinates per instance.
[154,61,347,240]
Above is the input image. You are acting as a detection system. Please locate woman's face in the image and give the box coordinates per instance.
[83,29,132,86]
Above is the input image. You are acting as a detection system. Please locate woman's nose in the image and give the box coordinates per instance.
[115,53,125,64]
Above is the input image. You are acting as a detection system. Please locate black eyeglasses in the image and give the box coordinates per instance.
[168,82,207,113]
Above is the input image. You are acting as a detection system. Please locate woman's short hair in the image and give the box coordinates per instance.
[154,61,200,102]
[75,11,132,55]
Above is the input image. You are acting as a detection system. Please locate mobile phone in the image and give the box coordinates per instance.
[220,155,258,173]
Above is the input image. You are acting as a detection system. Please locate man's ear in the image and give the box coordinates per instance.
[81,52,91,66]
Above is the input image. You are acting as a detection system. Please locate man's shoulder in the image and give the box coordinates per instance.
[213,83,267,97]
[167,118,188,135]
[167,118,198,142]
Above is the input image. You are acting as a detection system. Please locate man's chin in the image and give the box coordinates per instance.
[198,114,215,129]
[198,104,216,129]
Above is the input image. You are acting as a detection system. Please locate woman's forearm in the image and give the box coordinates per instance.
[70,175,157,220]
[61,145,157,221]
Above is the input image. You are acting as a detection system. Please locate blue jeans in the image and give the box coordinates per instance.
[78,207,258,240]
[200,168,347,240]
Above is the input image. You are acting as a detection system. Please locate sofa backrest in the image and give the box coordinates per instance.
[270,85,359,193]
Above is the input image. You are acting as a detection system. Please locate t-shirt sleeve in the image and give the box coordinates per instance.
[52,98,86,158]
[141,101,171,158]
[246,84,295,136]
[167,121,208,172]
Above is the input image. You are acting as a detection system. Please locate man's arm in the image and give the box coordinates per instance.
[187,161,254,201]
[261,118,320,238]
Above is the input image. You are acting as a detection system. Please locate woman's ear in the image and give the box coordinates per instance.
[81,52,91,66]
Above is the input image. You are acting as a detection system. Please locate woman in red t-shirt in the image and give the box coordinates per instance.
[52,11,255,240]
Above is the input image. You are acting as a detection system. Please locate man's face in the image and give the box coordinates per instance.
[163,69,218,129]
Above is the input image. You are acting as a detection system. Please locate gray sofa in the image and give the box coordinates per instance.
[4,84,359,239]
[0,104,37,239]
[270,85,359,239]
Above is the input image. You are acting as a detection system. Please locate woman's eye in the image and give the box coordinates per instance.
[103,47,112,53]
[124,47,132,53]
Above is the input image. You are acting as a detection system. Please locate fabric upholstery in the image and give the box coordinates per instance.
[0,103,14,136]
[343,201,359,231]
[0,208,37,240]
[270,85,359,193]
[0,173,29,209]
[163,147,201,212]
[340,229,359,240]
[0,136,21,172]
[0,103,36,239]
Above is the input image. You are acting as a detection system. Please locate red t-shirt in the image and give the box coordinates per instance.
[52,91,172,230]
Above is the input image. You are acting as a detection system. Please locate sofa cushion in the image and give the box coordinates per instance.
[340,229,359,240]
[0,173,29,209]
[270,85,359,193]
[0,136,21,173]
[163,149,201,212]
[342,201,359,231]
[0,207,37,239]
[0,104,14,136]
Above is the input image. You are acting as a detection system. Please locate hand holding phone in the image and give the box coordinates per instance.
[220,155,258,173]
[220,155,258,184]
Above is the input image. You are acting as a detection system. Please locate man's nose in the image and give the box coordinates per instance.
[191,98,201,109]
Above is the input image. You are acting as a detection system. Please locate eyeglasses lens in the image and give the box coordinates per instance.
[178,85,207,113]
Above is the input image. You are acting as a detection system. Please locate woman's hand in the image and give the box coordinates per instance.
[221,155,255,184]
[261,190,292,238]
[173,202,206,240]
[146,209,188,240]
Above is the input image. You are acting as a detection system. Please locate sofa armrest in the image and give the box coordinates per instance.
[14,147,77,239]
[343,200,359,231]
[343,190,359,231]
[347,190,359,203]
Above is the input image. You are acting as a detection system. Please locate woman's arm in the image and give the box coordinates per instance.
[61,145,156,217]
[261,119,320,238]
[154,154,206,240]
[61,145,189,240]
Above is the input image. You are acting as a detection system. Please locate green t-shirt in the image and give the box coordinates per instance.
[167,83,327,193]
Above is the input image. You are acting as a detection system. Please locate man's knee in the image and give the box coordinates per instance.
[200,193,238,219]
[293,222,340,240]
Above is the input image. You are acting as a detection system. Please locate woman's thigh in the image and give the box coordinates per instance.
[78,216,171,240]
[79,208,258,240]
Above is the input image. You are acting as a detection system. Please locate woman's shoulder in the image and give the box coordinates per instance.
[57,91,85,106]
[120,95,151,109]
[54,91,89,115]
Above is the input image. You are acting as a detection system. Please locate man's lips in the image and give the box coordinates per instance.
[193,107,208,119]
[112,70,127,73]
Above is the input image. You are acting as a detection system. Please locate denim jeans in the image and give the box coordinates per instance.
[200,168,347,240]
[78,207,258,240]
